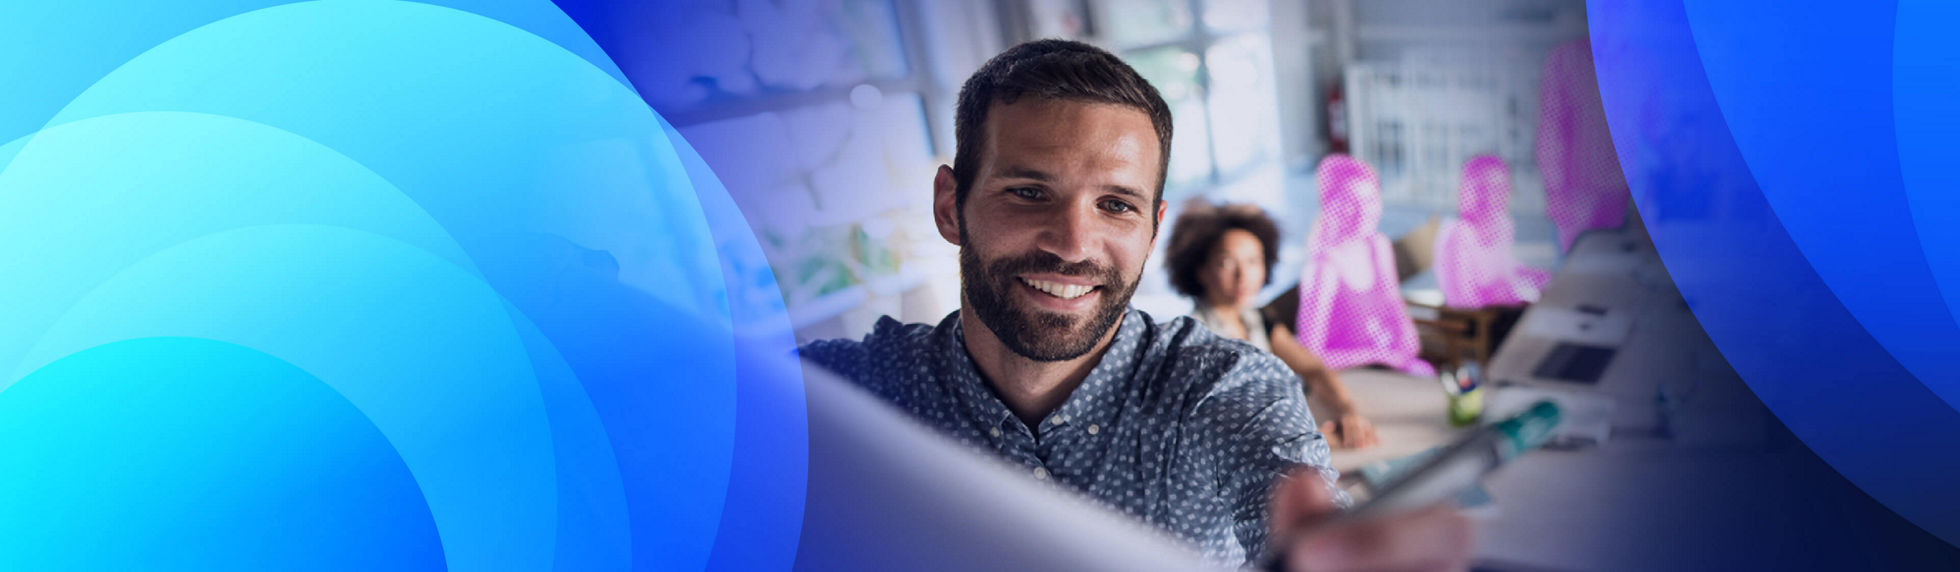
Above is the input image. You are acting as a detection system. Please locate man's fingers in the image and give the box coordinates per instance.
[1287,505,1473,572]
[1269,469,1341,538]
[1346,416,1379,448]
[1322,416,1379,449]
[1319,420,1347,448]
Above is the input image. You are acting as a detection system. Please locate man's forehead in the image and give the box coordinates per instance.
[980,99,1162,180]
[985,98,1156,139]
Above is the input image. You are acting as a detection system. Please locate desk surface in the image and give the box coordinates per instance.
[1487,230,1764,437]
[1318,366,1785,571]
[1476,438,1808,572]
[1321,368,1463,473]
[1450,229,1779,570]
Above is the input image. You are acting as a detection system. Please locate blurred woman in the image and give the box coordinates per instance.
[1166,202,1378,449]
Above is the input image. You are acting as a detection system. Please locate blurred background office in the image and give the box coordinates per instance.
[560,4,1960,568]
[611,0,1598,345]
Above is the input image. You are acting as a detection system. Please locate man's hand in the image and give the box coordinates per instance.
[1319,413,1379,449]
[1267,469,1472,571]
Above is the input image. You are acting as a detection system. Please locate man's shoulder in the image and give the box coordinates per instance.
[797,314,949,380]
[1145,311,1296,395]
[1142,310,1320,463]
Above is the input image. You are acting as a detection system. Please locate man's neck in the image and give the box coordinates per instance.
[959,306,1122,430]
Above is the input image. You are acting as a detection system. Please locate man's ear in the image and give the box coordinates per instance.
[933,165,962,246]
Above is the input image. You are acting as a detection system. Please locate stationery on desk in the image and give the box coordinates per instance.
[1483,385,1614,447]
[1270,402,1564,572]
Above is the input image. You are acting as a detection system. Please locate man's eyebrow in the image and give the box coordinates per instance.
[994,167,1053,182]
[1104,184,1148,202]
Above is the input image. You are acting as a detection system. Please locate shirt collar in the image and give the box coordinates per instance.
[936,311,1017,431]
[939,308,1149,433]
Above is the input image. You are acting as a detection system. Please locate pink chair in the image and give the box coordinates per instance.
[1436,156,1551,308]
[1296,155,1434,377]
[1537,37,1629,253]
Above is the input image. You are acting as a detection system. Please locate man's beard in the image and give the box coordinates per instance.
[960,234,1137,362]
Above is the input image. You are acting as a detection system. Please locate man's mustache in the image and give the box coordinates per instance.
[986,251,1119,281]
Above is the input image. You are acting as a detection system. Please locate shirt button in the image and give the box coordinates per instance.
[1032,467,1050,480]
[989,427,1001,438]
[1087,424,1100,435]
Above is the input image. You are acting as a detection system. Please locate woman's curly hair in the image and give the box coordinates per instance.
[1164,201,1282,301]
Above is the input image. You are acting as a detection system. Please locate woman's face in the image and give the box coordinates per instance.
[1200,228,1266,310]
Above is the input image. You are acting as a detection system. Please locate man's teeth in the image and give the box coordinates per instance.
[1021,277,1095,300]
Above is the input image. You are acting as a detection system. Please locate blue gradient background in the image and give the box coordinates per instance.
[0,1,803,569]
[7,0,1960,569]
[1588,0,1960,555]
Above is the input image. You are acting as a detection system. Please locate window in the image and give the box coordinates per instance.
[1086,0,1286,199]
[619,0,960,324]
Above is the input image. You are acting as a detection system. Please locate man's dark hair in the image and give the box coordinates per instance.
[1164,202,1282,301]
[952,39,1174,211]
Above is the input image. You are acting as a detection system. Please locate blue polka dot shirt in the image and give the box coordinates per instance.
[799,308,1345,565]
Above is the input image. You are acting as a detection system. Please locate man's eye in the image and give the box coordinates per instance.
[1008,187,1042,200]
[1101,199,1135,214]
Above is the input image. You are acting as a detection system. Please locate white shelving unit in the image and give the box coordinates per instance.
[1343,53,1547,213]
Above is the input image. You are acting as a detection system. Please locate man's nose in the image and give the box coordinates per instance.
[1036,199,1098,263]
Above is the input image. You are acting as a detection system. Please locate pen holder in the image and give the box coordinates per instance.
[1448,386,1484,427]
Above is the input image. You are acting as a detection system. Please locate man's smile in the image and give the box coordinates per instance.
[1017,274,1101,300]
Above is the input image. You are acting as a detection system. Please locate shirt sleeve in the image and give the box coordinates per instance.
[795,316,912,395]
[1201,351,1348,564]
[797,334,876,395]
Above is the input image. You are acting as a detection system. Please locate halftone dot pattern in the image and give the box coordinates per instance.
[1436,155,1552,308]
[1295,155,1434,376]
[1537,37,1631,253]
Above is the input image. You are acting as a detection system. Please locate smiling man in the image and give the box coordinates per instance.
[799,40,1469,570]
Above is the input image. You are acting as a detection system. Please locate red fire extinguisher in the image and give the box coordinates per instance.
[1326,83,1349,154]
